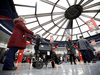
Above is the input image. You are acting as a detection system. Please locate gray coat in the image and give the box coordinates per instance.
[66,40,76,55]
[77,38,90,50]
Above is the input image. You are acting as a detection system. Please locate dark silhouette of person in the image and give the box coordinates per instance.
[77,36,91,63]
[66,38,76,65]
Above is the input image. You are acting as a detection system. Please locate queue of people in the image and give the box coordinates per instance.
[65,36,97,65]
[2,17,99,71]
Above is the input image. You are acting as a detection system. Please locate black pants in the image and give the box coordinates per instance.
[34,45,39,59]
[69,54,76,64]
[80,50,91,63]
[89,51,95,60]
[3,47,18,69]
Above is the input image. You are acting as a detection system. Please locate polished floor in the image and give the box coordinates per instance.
[0,61,100,75]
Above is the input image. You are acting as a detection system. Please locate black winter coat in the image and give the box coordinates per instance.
[66,40,76,55]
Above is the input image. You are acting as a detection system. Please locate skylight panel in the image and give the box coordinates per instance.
[72,35,77,40]
[43,33,49,38]
[83,32,89,38]
[42,22,54,31]
[57,29,64,35]
[80,25,89,32]
[56,36,62,41]
[15,6,35,15]
[49,27,59,34]
[73,28,81,35]
[73,19,78,28]
[26,22,39,29]
[88,31,97,36]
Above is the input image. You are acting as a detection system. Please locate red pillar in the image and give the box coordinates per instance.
[78,51,83,61]
[17,49,24,63]
[74,44,83,61]
[17,40,34,63]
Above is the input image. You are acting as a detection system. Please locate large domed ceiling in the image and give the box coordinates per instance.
[14,0,100,41]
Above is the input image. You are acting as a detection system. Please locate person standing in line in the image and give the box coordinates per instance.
[77,36,91,64]
[66,38,76,65]
[2,17,35,70]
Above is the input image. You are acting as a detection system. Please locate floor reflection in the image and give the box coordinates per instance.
[0,61,100,75]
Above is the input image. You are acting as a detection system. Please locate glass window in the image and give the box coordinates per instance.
[13,0,100,41]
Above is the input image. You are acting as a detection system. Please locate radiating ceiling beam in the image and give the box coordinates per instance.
[19,14,36,18]
[78,17,86,24]
[55,36,59,41]
[54,19,67,35]
[42,17,65,36]
[25,20,37,25]
[30,15,64,31]
[66,0,71,6]
[78,0,84,5]
[40,15,64,27]
[83,2,100,10]
[56,18,65,26]
[35,29,43,34]
[55,28,60,35]
[40,0,67,10]
[37,12,64,17]
[82,0,93,7]
[81,14,100,21]
[83,10,99,13]
[15,4,35,8]
[74,0,77,5]
[60,19,67,41]
[30,26,40,31]
[45,33,50,39]
[59,19,67,29]
[75,19,84,37]
[19,12,64,19]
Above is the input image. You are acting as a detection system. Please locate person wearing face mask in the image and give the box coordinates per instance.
[2,17,35,70]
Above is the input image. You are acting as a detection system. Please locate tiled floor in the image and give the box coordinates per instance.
[0,61,100,75]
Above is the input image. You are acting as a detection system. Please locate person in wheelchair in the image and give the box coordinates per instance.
[34,34,49,59]
[33,34,60,69]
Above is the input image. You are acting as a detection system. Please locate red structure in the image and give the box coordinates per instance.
[0,15,13,20]
[17,40,34,63]
[52,44,60,50]
[17,40,60,63]
[74,44,83,61]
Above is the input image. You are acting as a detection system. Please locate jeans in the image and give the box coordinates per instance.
[80,50,91,63]
[3,47,19,69]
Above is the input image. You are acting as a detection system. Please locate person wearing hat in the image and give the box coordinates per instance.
[77,36,91,64]
[2,17,35,70]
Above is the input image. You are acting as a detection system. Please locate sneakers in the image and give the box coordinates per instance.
[2,67,17,70]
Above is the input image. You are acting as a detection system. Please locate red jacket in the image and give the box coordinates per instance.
[97,53,100,57]
[7,20,33,49]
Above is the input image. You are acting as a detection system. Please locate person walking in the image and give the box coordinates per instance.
[77,36,91,64]
[2,17,35,70]
[66,38,76,65]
